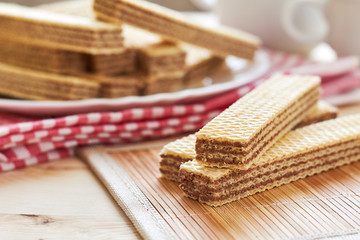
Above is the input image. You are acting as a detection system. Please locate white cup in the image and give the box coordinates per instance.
[325,0,360,58]
[193,0,329,55]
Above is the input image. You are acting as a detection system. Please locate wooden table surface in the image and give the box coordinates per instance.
[1,103,360,240]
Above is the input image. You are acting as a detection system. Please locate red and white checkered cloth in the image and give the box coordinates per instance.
[0,50,359,172]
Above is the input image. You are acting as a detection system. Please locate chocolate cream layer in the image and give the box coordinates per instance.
[180,149,360,206]
[160,102,338,183]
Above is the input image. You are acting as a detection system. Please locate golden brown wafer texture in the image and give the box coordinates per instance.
[0,36,86,74]
[159,101,337,182]
[160,100,337,182]
[195,75,320,169]
[179,114,360,206]
[296,100,338,128]
[0,62,99,101]
[93,0,260,59]
[0,3,124,54]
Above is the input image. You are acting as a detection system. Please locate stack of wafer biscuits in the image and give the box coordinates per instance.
[86,49,137,75]
[40,1,187,96]
[137,41,186,95]
[179,114,360,206]
[123,25,188,95]
[0,0,260,100]
[0,62,99,101]
[0,3,128,100]
[195,75,320,169]
[93,0,261,59]
[160,100,338,182]
[39,0,137,76]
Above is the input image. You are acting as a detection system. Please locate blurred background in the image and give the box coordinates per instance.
[0,0,205,10]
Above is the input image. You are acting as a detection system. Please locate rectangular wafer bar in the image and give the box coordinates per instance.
[86,49,137,75]
[143,72,185,95]
[0,35,86,74]
[93,0,261,59]
[179,114,360,206]
[181,43,224,88]
[0,62,99,101]
[83,73,142,98]
[159,100,338,182]
[160,135,197,182]
[0,3,124,54]
[195,75,320,169]
[137,41,186,76]
[137,41,186,94]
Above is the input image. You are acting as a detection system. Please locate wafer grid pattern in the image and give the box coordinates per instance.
[159,101,338,182]
[179,114,360,206]
[195,75,320,168]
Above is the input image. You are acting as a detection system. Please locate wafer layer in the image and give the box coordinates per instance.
[160,135,197,182]
[0,36,86,74]
[93,0,260,59]
[85,73,142,98]
[87,49,137,75]
[143,73,184,95]
[160,101,338,182]
[196,75,320,169]
[0,62,99,101]
[0,3,124,54]
[179,114,360,206]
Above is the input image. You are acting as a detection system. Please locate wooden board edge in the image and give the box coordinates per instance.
[77,146,178,240]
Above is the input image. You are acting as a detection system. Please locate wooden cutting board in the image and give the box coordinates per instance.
[80,138,360,240]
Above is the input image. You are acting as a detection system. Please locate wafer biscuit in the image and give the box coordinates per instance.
[138,41,186,76]
[136,41,186,94]
[0,62,99,101]
[296,100,338,128]
[143,72,185,95]
[39,0,137,75]
[0,3,124,54]
[195,75,320,169]
[160,135,197,182]
[86,49,137,75]
[160,101,338,182]
[179,114,360,206]
[181,44,224,88]
[84,73,142,98]
[93,0,260,59]
[0,36,86,74]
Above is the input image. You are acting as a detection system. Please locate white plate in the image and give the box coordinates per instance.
[0,50,270,116]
